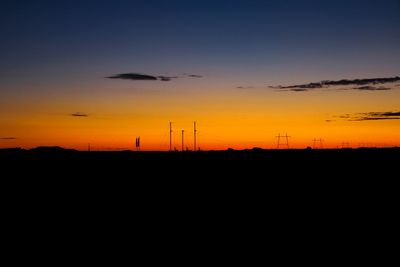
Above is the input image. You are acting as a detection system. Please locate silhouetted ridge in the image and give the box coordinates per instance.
[30,146,77,153]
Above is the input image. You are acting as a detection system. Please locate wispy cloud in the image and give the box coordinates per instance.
[185,74,203,78]
[352,117,400,121]
[107,72,203,82]
[71,112,88,117]
[291,88,311,92]
[157,76,178,81]
[236,86,255,89]
[352,111,400,121]
[272,86,311,92]
[334,111,400,121]
[271,76,400,92]
[0,137,16,140]
[352,86,391,91]
[338,114,351,119]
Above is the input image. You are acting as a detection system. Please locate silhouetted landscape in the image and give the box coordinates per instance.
[3,145,398,240]
[2,1,400,247]
[2,146,399,178]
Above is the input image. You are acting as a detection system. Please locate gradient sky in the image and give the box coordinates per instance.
[1,0,399,150]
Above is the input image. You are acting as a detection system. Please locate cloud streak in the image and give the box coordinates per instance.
[335,111,400,121]
[185,74,203,78]
[71,112,88,117]
[236,86,255,89]
[271,76,400,92]
[352,86,391,91]
[157,76,178,81]
[107,72,203,82]
[353,111,400,121]
[0,137,16,140]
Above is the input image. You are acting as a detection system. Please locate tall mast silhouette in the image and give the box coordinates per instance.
[169,122,172,151]
[312,138,323,149]
[181,130,184,152]
[137,136,140,151]
[194,121,197,151]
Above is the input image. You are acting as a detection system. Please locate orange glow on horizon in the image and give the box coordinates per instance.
[1,85,399,150]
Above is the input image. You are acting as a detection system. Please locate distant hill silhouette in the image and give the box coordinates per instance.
[0,147,24,152]
[29,146,77,153]
[1,146,398,175]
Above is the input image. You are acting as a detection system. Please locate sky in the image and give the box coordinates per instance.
[0,0,399,150]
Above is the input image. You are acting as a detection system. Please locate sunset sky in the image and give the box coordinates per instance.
[1,0,399,150]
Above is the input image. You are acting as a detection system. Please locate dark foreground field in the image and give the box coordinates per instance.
[2,146,398,210]
[2,147,398,239]
[1,146,399,176]
[2,146,398,202]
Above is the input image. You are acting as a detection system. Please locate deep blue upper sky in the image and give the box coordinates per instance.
[1,0,399,91]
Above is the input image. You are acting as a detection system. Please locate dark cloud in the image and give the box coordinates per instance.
[186,74,203,78]
[71,112,88,117]
[0,137,16,140]
[272,76,400,92]
[365,111,400,117]
[157,76,178,82]
[182,73,203,78]
[277,88,311,92]
[336,111,400,121]
[107,72,203,82]
[289,88,309,92]
[271,82,323,91]
[350,117,400,121]
[106,73,158,81]
[352,86,391,91]
[325,120,335,123]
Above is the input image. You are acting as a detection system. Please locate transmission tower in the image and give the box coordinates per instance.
[312,138,323,149]
[276,133,291,149]
[341,142,350,148]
